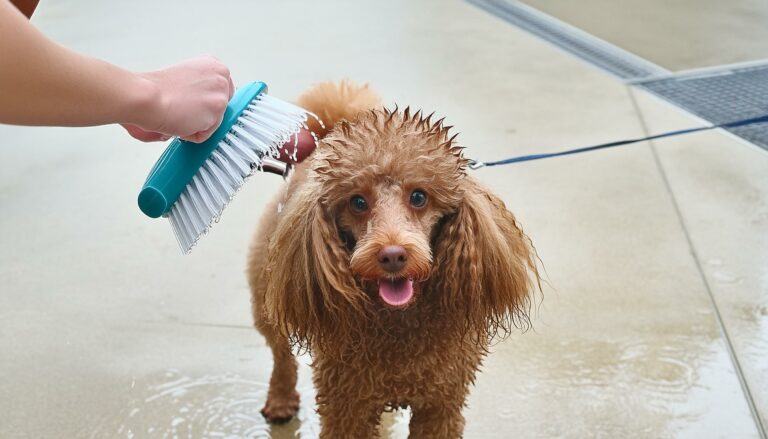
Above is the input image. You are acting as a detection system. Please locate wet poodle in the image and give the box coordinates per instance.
[247,81,539,438]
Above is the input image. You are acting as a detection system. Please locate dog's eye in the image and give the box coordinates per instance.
[350,195,369,213]
[410,190,427,208]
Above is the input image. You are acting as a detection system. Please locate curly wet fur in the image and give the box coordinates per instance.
[247,81,539,438]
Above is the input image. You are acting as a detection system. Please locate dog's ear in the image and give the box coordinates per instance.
[264,182,367,347]
[430,177,539,340]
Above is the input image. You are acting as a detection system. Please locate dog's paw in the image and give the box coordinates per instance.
[260,390,300,424]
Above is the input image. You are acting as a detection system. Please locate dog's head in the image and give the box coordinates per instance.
[265,108,538,346]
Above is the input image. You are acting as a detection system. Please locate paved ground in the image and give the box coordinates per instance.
[522,0,768,71]
[1,0,766,437]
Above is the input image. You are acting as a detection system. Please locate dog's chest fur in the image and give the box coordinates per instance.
[312,299,486,406]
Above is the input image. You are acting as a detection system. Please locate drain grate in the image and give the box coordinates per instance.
[637,64,768,152]
[468,0,668,80]
[469,0,768,152]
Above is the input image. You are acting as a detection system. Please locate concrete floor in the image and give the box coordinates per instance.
[1,0,767,437]
[521,0,768,71]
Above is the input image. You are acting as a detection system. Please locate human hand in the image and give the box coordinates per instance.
[128,55,234,143]
[120,123,171,142]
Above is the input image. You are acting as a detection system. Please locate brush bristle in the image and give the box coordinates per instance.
[166,94,315,253]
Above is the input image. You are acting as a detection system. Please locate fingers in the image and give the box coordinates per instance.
[181,97,227,143]
[206,54,233,99]
[128,54,233,144]
[180,126,214,143]
[121,123,170,142]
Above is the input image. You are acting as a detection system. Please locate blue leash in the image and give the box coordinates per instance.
[468,114,768,169]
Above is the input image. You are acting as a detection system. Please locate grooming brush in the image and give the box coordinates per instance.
[138,81,314,253]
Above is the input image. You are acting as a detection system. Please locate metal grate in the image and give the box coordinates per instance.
[468,0,668,80]
[469,0,768,152]
[637,64,768,152]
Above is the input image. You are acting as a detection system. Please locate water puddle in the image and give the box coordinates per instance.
[88,368,317,439]
[710,270,744,286]
[740,304,768,372]
[88,361,410,438]
[485,331,760,437]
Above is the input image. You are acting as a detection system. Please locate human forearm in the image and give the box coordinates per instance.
[0,0,158,128]
[1,0,234,142]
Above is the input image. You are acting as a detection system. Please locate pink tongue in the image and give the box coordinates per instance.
[378,278,414,306]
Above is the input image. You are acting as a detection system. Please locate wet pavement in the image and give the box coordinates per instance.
[521,0,768,71]
[1,0,766,437]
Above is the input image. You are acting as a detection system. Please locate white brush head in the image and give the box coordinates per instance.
[166,94,318,253]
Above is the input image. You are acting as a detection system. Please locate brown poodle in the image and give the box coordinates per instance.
[247,81,539,438]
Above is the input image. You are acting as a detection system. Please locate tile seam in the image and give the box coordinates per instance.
[627,86,767,439]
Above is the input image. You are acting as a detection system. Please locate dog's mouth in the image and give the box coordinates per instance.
[377,277,415,307]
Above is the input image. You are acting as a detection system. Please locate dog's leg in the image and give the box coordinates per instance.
[248,197,300,423]
[316,399,382,439]
[314,366,383,438]
[408,397,466,439]
[255,318,300,423]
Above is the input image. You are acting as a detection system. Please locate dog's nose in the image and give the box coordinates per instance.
[377,245,407,273]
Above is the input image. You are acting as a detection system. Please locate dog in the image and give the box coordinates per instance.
[247,81,539,438]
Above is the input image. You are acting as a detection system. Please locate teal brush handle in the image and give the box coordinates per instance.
[138,81,268,218]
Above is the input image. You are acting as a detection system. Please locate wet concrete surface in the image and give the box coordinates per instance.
[1,0,766,437]
[630,87,768,433]
[520,0,768,71]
